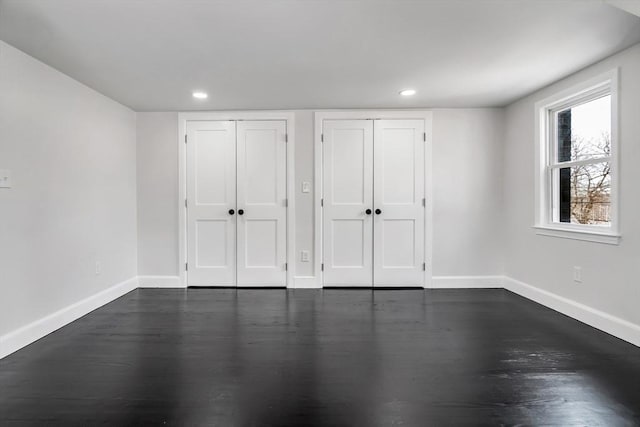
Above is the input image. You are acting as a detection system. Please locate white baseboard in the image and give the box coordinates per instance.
[431,275,505,289]
[292,276,321,288]
[292,276,504,289]
[4,274,637,359]
[138,275,183,288]
[0,276,138,359]
[292,275,505,289]
[504,277,640,348]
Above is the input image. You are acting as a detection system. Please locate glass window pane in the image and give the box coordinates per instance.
[555,162,611,225]
[556,95,611,163]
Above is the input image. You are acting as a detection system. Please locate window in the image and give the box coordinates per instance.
[535,70,619,244]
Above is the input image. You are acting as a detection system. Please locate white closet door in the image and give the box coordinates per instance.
[373,120,425,287]
[236,121,287,287]
[322,120,374,287]
[186,121,236,286]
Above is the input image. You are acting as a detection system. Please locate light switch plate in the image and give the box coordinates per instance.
[0,170,11,188]
[301,181,311,193]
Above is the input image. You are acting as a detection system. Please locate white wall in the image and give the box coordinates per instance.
[503,43,640,326]
[432,109,504,276]
[0,41,138,336]
[136,113,178,276]
[135,109,505,282]
[293,111,316,277]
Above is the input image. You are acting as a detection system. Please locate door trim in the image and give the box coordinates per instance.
[178,111,296,288]
[314,111,433,289]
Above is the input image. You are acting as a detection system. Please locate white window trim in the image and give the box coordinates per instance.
[534,69,620,245]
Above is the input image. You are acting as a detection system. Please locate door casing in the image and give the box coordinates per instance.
[315,111,433,288]
[178,111,296,288]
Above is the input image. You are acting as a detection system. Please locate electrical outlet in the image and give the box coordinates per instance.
[0,170,11,188]
[301,250,310,262]
[573,266,582,283]
[95,261,101,275]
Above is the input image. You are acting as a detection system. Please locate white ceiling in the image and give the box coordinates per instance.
[1,0,639,111]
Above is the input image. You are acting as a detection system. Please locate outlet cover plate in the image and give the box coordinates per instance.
[0,170,11,188]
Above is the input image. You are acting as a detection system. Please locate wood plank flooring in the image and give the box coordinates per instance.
[1,289,640,426]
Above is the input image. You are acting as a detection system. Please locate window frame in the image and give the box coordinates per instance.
[534,69,620,245]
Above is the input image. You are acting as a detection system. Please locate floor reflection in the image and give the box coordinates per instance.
[1,289,640,425]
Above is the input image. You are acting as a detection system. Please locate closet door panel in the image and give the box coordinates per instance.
[186,121,236,286]
[373,120,425,287]
[237,121,287,286]
[322,120,374,287]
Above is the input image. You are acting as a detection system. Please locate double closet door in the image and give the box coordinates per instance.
[186,120,287,287]
[323,119,425,287]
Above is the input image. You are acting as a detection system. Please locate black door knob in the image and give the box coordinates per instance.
[375,209,382,215]
[228,209,235,215]
[238,209,244,215]
[365,209,372,215]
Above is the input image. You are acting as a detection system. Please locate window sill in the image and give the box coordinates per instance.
[533,225,621,245]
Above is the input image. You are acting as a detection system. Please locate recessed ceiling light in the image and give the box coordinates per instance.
[192,91,208,99]
[399,89,416,96]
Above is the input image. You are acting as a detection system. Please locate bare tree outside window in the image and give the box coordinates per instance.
[566,131,611,224]
[554,94,611,226]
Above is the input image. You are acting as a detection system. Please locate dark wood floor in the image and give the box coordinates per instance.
[1,289,640,426]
